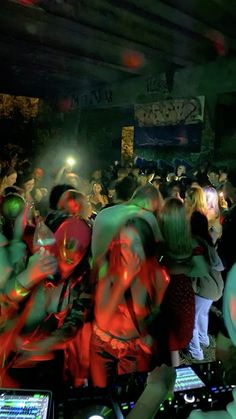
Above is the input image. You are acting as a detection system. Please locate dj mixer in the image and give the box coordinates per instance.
[116,361,235,418]
[59,361,236,418]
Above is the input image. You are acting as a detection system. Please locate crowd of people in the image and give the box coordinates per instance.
[0,146,236,417]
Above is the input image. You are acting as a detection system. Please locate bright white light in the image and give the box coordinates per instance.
[88,416,104,419]
[66,157,75,166]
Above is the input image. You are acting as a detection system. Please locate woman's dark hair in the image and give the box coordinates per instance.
[190,210,213,246]
[17,171,34,187]
[49,184,73,210]
[115,176,139,202]
[0,166,16,180]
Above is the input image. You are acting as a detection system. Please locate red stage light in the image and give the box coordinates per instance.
[122,50,145,70]
[58,98,74,112]
[207,30,227,56]
[17,0,38,5]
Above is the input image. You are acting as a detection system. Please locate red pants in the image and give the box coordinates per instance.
[90,330,152,388]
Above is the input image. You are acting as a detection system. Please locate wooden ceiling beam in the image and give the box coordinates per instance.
[160,0,236,39]
[0,0,172,74]
[0,37,134,88]
[20,0,199,66]
[37,0,210,65]
[123,0,236,54]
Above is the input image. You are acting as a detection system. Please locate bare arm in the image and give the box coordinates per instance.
[94,226,143,330]
[127,365,176,419]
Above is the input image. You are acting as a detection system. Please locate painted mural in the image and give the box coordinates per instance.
[134,96,205,127]
[121,126,134,163]
[0,94,39,119]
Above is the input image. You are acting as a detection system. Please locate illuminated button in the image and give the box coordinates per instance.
[208,398,213,402]
[184,394,195,403]
[211,387,217,391]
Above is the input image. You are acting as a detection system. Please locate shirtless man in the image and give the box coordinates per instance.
[90,184,169,387]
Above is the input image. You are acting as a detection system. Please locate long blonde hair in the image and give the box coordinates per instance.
[185,186,207,216]
[160,197,193,260]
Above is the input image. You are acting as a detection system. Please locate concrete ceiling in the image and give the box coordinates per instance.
[0,0,235,98]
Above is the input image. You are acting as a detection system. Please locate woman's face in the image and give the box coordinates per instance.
[177,165,186,177]
[93,183,102,194]
[24,179,35,193]
[6,172,17,186]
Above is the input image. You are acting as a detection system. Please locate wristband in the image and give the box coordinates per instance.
[14,278,30,298]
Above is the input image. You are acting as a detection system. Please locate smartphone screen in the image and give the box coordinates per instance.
[174,367,205,392]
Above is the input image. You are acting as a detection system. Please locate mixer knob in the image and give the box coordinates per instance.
[184,394,196,403]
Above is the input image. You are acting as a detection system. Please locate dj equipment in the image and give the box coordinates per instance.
[58,361,235,418]
[0,389,53,419]
[116,361,235,418]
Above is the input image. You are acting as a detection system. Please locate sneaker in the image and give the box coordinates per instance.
[200,341,210,348]
[179,350,204,365]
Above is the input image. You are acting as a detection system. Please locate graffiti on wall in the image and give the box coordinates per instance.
[146,76,169,95]
[0,94,39,119]
[72,88,113,107]
[135,96,205,127]
[121,126,134,163]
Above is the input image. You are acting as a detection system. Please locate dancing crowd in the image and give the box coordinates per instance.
[0,146,236,417]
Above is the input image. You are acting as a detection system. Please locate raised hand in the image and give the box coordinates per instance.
[20,252,58,289]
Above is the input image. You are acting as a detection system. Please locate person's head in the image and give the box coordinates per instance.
[91,169,102,181]
[185,186,207,216]
[152,177,162,190]
[117,167,128,180]
[115,176,139,202]
[219,165,228,184]
[131,183,163,214]
[17,172,35,193]
[49,184,72,210]
[159,197,192,260]
[65,172,79,189]
[138,173,148,187]
[58,189,87,218]
[34,167,44,181]
[207,166,220,187]
[167,181,183,201]
[191,180,200,188]
[176,165,186,178]
[107,181,116,200]
[131,167,140,178]
[0,193,26,240]
[92,182,103,195]
[223,170,236,204]
[0,167,17,191]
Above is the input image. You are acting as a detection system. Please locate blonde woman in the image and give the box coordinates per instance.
[185,185,221,245]
[89,182,108,212]
[203,186,222,245]
[185,186,208,218]
[160,197,223,362]
[0,167,17,196]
